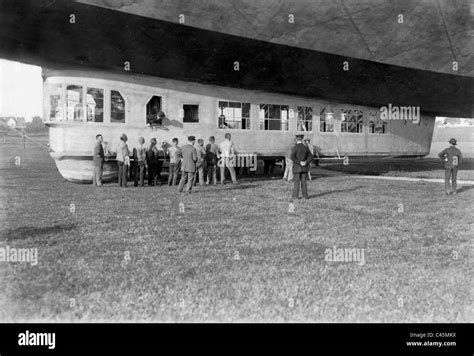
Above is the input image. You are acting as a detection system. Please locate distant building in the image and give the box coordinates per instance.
[0,116,26,130]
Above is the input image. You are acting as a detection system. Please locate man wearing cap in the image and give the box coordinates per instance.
[178,136,198,193]
[290,134,313,199]
[438,138,463,195]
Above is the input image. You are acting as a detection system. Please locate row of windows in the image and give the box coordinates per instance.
[49,84,124,123]
[49,84,388,134]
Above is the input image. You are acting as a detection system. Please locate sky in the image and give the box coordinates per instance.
[0,59,43,122]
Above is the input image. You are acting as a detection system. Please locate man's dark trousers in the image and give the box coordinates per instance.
[293,172,308,199]
[148,163,157,186]
[445,167,458,194]
[168,162,181,186]
[178,172,195,192]
[134,162,145,187]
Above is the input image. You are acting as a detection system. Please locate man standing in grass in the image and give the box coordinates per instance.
[178,136,198,193]
[116,134,130,188]
[166,138,181,186]
[146,138,159,186]
[282,138,295,182]
[194,138,206,186]
[438,138,463,195]
[133,137,147,187]
[218,133,237,184]
[291,134,313,200]
[92,134,104,187]
[304,138,314,181]
[205,136,219,185]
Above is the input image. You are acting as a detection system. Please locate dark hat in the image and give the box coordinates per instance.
[188,136,196,141]
[295,134,304,139]
[449,138,457,145]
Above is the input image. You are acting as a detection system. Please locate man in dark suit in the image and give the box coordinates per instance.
[290,134,313,199]
[438,138,463,195]
[92,134,104,187]
[205,136,219,185]
[146,138,159,186]
[178,136,198,193]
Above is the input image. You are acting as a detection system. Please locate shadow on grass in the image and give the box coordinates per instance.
[1,223,77,241]
[188,184,257,193]
[456,185,474,194]
[324,158,474,176]
[309,186,364,199]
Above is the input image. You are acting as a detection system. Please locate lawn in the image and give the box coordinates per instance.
[323,157,474,180]
[0,137,472,322]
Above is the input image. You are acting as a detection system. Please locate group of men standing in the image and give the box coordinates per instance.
[177,133,238,193]
[286,135,465,199]
[92,132,239,192]
[92,132,464,198]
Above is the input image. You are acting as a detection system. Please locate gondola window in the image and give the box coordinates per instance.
[218,101,250,130]
[259,104,289,131]
[183,104,199,123]
[369,111,387,134]
[319,107,334,132]
[297,106,312,132]
[66,85,83,121]
[111,90,125,123]
[86,88,103,122]
[146,96,162,126]
[49,84,63,121]
[341,109,363,133]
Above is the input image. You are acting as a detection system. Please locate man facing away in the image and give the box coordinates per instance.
[194,138,207,186]
[116,133,130,187]
[439,138,463,195]
[156,141,166,184]
[146,138,159,186]
[291,134,313,200]
[205,136,219,185]
[93,134,104,187]
[178,136,198,193]
[133,137,147,187]
[218,133,237,184]
[167,138,182,186]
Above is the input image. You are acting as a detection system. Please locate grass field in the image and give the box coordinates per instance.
[0,137,472,322]
[323,157,474,180]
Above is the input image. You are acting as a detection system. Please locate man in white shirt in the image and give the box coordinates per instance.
[133,137,147,187]
[218,133,237,184]
[283,138,295,182]
[116,134,130,187]
[166,138,182,186]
